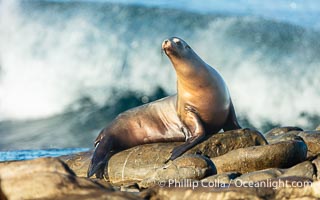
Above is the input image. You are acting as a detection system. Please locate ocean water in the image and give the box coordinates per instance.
[0,0,320,155]
[0,148,89,161]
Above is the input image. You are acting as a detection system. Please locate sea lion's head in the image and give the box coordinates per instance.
[162,37,204,75]
[162,37,194,59]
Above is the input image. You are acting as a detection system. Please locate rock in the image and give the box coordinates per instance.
[58,128,266,183]
[264,126,303,137]
[316,125,320,131]
[107,129,267,185]
[235,168,284,182]
[108,143,175,186]
[120,185,141,193]
[201,172,241,184]
[186,128,268,158]
[297,131,320,159]
[59,150,93,177]
[265,133,303,144]
[0,179,7,200]
[274,178,319,200]
[264,130,320,159]
[0,157,75,178]
[280,161,316,180]
[0,158,139,200]
[142,185,273,200]
[235,161,315,183]
[138,155,215,188]
[211,140,307,174]
[312,156,320,180]
[239,176,313,194]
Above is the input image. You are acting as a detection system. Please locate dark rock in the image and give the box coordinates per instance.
[211,140,307,174]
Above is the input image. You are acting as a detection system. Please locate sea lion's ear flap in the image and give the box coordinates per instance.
[94,141,100,148]
[94,129,105,147]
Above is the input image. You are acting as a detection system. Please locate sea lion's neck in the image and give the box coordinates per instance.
[171,53,207,77]
[174,62,211,85]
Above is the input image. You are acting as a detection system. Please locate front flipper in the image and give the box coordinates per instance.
[87,136,113,178]
[167,106,205,162]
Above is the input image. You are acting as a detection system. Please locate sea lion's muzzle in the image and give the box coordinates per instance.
[162,38,183,57]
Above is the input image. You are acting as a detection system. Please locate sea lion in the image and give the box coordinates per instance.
[87,37,241,178]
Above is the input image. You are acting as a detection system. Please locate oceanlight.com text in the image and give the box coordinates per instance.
[156,179,312,190]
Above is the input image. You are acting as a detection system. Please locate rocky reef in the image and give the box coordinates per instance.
[1,127,320,199]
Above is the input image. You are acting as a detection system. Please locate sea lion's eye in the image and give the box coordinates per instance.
[176,40,182,46]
